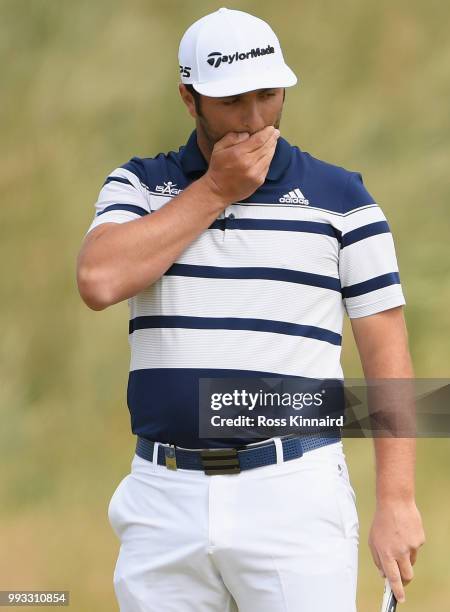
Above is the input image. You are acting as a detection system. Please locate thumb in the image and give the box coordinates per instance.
[215,131,249,151]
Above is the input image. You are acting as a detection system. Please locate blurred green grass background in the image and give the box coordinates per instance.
[1,0,449,609]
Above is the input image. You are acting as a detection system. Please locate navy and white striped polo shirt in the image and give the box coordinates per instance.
[86,129,406,448]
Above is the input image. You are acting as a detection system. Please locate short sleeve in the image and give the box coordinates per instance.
[339,173,406,318]
[84,157,151,236]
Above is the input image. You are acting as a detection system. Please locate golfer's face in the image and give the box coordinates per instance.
[197,87,284,146]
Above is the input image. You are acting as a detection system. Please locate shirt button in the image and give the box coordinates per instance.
[227,213,235,219]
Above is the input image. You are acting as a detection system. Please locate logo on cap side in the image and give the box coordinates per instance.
[207,44,275,68]
[179,65,191,78]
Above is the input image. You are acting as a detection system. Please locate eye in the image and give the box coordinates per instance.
[223,98,238,105]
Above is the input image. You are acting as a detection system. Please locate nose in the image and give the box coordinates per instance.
[241,99,266,134]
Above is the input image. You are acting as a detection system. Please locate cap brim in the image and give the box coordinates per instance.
[192,65,298,97]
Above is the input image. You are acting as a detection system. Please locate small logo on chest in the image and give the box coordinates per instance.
[155,181,182,196]
[279,188,309,205]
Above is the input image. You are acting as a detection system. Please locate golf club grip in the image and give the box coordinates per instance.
[380,579,397,612]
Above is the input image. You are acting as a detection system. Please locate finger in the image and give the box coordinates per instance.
[214,131,250,152]
[251,130,280,165]
[252,142,278,178]
[381,558,405,603]
[238,126,279,154]
[369,545,385,577]
[397,553,414,586]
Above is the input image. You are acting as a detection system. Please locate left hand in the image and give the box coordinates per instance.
[368,499,425,603]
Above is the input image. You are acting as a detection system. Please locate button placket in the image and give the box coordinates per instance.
[223,206,235,237]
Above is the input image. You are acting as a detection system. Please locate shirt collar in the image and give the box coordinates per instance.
[179,129,292,182]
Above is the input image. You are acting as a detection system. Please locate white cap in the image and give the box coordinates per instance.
[178,7,298,97]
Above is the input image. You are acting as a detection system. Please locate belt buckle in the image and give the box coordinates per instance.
[200,447,241,475]
[164,445,178,470]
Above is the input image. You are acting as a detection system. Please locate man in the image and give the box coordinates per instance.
[77,8,425,611]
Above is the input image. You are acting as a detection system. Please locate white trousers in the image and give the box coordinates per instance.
[108,440,359,611]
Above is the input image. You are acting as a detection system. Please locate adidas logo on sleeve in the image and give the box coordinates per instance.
[279,188,309,205]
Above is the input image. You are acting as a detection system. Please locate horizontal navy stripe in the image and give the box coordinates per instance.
[209,218,342,241]
[166,263,342,292]
[127,368,345,448]
[103,176,134,188]
[129,315,342,346]
[96,203,148,217]
[342,272,401,298]
[341,221,390,248]
[209,219,226,230]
